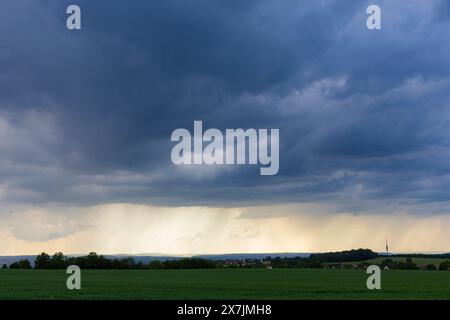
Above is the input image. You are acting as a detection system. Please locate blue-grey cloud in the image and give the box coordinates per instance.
[1,0,450,214]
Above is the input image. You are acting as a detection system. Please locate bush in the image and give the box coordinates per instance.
[439,261,450,271]
[149,260,163,269]
[398,260,419,270]
[9,259,32,269]
[358,262,370,269]
[381,258,396,269]
[425,264,437,271]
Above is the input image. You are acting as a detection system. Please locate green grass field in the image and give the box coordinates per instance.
[1,268,449,300]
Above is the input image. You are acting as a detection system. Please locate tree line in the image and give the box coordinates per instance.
[3,252,326,270]
[380,258,450,271]
[309,248,378,262]
[2,250,449,271]
[5,252,217,270]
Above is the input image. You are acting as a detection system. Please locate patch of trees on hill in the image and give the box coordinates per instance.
[8,259,32,269]
[309,248,378,262]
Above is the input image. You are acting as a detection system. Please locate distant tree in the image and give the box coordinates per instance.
[438,261,450,271]
[22,260,32,269]
[307,260,323,269]
[149,260,163,269]
[85,252,99,268]
[1,264,7,269]
[49,252,67,269]
[396,259,418,270]
[381,258,396,269]
[404,259,419,270]
[112,257,136,269]
[34,252,51,269]
[425,264,437,271]
[358,262,370,269]
[21,259,32,269]
[9,259,32,269]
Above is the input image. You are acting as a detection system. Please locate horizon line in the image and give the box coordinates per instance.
[1,249,449,257]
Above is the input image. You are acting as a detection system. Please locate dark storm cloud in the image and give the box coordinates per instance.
[434,0,450,21]
[1,0,450,213]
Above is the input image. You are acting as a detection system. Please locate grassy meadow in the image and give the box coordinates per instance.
[0,268,449,300]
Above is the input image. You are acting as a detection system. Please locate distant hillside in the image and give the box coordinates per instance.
[194,253,311,260]
[0,256,36,267]
[104,255,183,263]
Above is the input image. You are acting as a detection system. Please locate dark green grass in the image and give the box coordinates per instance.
[0,269,449,300]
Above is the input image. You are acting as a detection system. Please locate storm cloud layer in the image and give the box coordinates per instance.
[1,0,450,214]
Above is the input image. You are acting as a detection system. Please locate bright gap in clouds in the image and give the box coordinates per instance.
[0,204,448,255]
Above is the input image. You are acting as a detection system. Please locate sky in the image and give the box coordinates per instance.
[0,0,449,255]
